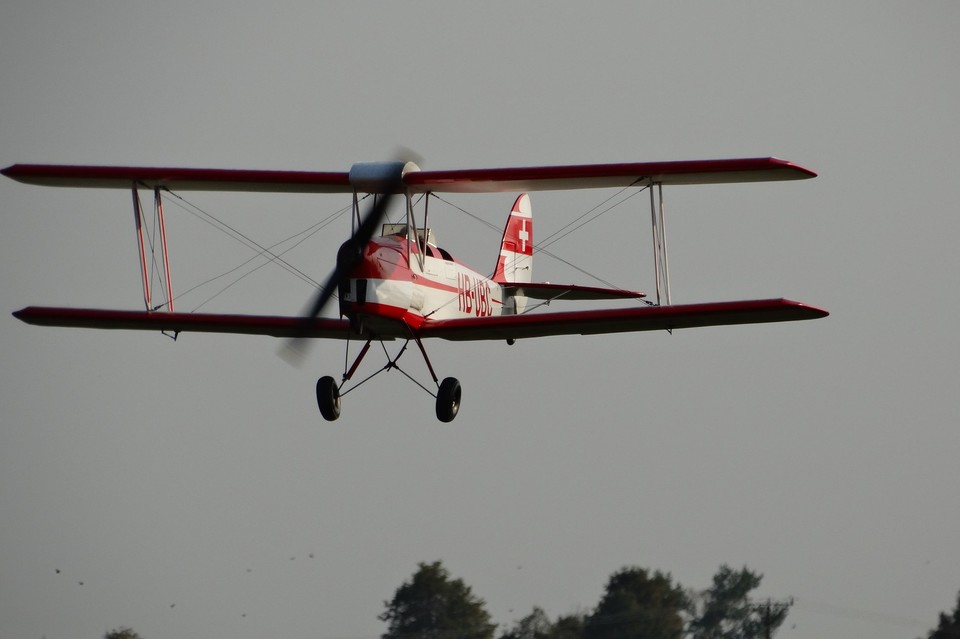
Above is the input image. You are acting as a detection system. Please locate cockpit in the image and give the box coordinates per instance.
[381,224,453,260]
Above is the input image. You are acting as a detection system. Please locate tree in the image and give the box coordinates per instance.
[381,561,496,639]
[549,613,587,639]
[499,607,587,639]
[687,565,791,639]
[499,607,554,639]
[104,627,143,639]
[583,567,688,639]
[925,590,960,639]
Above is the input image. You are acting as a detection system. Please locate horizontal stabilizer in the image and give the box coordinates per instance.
[504,282,645,301]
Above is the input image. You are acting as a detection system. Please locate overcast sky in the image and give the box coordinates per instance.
[2,3,959,639]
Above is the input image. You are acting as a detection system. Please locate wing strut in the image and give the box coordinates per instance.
[130,185,175,312]
[154,188,175,311]
[131,187,152,310]
[649,181,671,306]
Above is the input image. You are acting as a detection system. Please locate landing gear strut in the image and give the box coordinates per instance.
[316,336,462,422]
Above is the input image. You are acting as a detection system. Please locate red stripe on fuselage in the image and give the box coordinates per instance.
[346,236,503,314]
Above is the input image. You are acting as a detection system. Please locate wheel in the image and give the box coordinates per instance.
[436,377,461,422]
[316,376,341,421]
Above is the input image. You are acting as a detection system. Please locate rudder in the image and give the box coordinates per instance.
[494,194,532,315]
[494,193,533,284]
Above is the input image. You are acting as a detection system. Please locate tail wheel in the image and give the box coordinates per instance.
[316,376,341,421]
[436,377,461,423]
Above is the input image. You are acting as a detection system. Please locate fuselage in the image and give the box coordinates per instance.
[339,233,505,337]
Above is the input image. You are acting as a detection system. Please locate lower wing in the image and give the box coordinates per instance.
[416,299,828,341]
[13,299,826,341]
[12,307,354,339]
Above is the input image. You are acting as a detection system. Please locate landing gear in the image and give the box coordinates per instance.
[436,377,461,423]
[316,375,341,421]
[315,336,464,422]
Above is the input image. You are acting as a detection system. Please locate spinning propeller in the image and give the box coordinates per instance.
[280,160,410,364]
[304,192,395,323]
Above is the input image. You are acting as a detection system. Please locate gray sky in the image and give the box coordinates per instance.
[2,3,958,639]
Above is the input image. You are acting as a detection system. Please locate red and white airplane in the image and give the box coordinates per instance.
[4,157,828,422]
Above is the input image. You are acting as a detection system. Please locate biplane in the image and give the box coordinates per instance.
[4,158,827,422]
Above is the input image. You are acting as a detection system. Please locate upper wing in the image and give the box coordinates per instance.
[1,164,352,193]
[3,157,813,194]
[12,307,357,339]
[406,157,815,193]
[415,299,828,341]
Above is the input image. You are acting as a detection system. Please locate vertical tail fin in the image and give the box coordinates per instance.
[494,193,533,284]
[494,194,532,315]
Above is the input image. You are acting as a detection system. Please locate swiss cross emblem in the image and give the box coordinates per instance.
[518,219,529,252]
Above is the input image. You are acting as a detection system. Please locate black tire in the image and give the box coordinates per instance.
[316,376,341,421]
[436,377,461,422]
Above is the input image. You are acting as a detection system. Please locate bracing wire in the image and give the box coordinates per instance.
[182,211,350,313]
[159,187,327,286]
[431,185,647,292]
[156,188,357,311]
[536,183,647,251]
[151,184,642,316]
